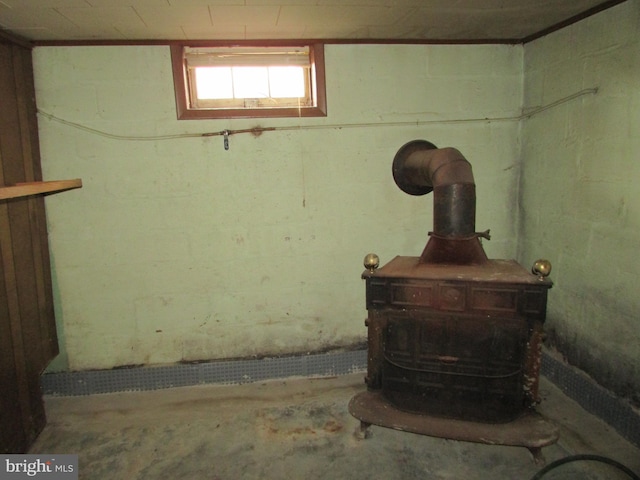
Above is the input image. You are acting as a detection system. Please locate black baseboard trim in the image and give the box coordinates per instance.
[41,349,367,396]
[541,350,640,448]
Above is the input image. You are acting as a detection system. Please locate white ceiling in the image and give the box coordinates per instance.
[0,0,623,43]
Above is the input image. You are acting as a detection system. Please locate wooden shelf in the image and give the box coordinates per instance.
[0,179,82,200]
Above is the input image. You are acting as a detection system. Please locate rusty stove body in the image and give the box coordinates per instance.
[348,140,558,455]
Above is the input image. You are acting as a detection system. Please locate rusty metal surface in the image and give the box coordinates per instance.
[348,390,559,448]
[431,183,476,238]
[381,311,529,423]
[391,141,488,264]
[364,310,387,390]
[360,256,552,424]
[523,321,545,404]
[354,140,553,439]
[392,139,438,196]
[363,256,553,286]
[419,235,488,265]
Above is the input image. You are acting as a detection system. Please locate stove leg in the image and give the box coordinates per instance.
[354,421,372,440]
[528,447,546,465]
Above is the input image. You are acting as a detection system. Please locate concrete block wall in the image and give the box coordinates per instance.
[519,0,640,406]
[33,44,522,371]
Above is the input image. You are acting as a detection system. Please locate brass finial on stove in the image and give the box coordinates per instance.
[532,259,552,280]
[363,253,380,273]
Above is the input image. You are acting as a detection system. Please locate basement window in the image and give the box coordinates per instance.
[171,43,327,120]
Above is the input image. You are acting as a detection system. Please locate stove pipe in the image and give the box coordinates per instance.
[392,140,489,265]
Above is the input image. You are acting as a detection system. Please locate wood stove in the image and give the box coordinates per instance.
[349,140,558,458]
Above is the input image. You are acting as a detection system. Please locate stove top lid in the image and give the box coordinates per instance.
[363,256,552,287]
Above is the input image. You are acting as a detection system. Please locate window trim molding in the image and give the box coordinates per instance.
[170,42,327,120]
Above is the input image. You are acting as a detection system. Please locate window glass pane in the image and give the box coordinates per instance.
[174,42,326,119]
[195,67,233,99]
[233,67,269,98]
[269,67,305,98]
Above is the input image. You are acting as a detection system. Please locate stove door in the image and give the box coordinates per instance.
[382,311,529,423]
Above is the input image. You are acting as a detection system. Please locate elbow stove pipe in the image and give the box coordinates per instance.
[392,140,488,265]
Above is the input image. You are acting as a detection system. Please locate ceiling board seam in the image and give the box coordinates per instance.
[132,7,147,29]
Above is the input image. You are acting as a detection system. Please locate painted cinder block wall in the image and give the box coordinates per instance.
[519,0,640,406]
[33,44,523,372]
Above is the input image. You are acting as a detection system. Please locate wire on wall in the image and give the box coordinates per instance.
[36,87,598,145]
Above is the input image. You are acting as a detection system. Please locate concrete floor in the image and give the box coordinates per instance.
[30,374,640,480]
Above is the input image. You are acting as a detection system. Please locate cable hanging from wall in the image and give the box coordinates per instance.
[37,87,598,150]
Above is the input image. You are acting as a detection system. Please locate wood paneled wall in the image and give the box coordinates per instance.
[0,36,59,453]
